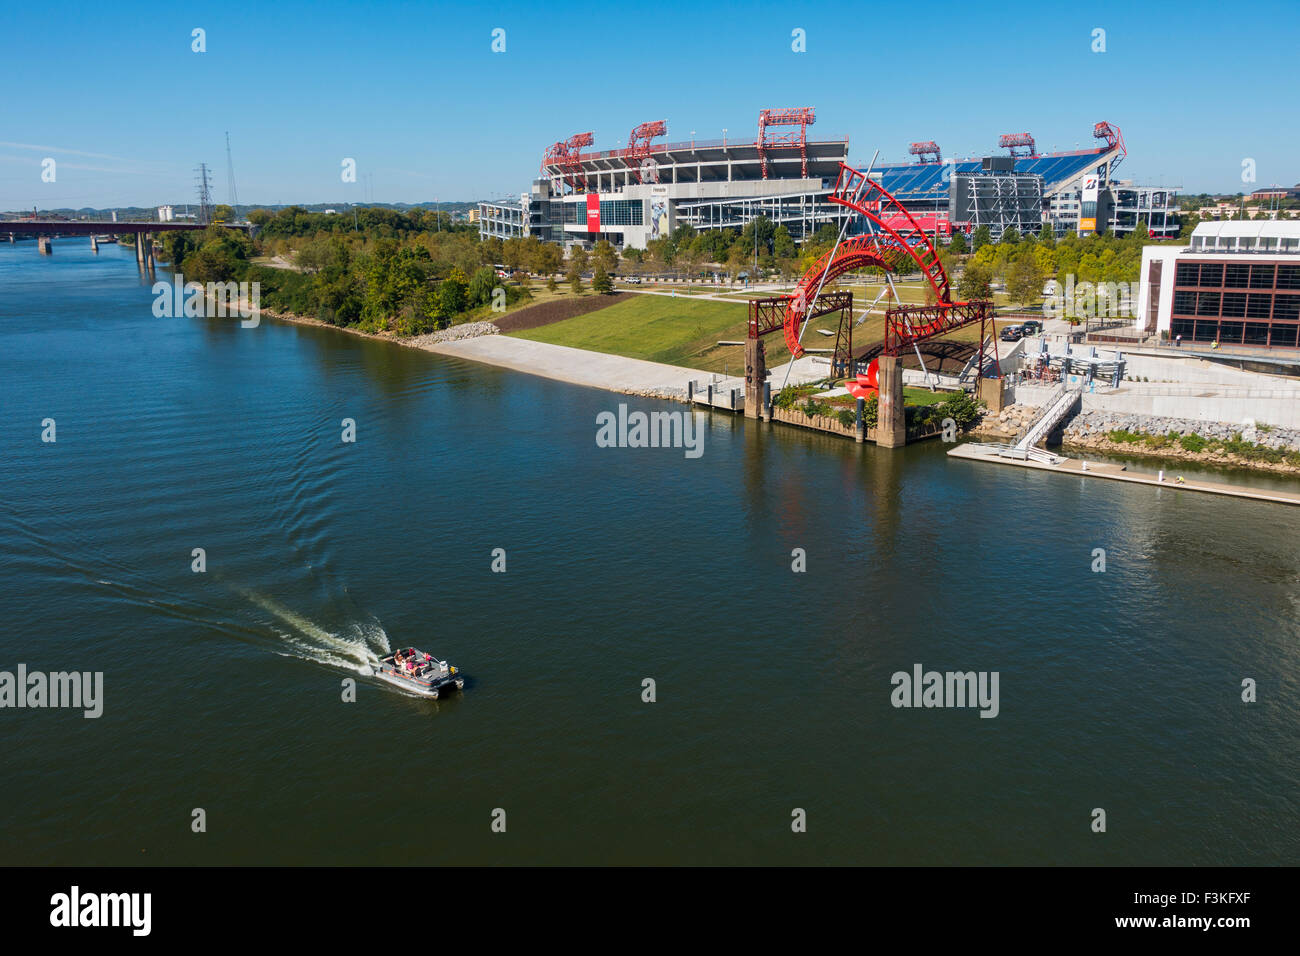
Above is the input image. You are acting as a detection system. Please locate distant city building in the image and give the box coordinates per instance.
[1137,221,1300,349]
[1251,185,1300,202]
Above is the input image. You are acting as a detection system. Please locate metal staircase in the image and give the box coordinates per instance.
[1014,383,1082,452]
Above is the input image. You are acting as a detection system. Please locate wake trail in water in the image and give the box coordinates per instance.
[234,586,390,674]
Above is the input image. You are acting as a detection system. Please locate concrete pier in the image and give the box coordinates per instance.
[977,376,1006,413]
[134,232,153,269]
[744,337,766,420]
[90,235,98,253]
[37,236,52,255]
[875,354,906,448]
[947,442,1300,506]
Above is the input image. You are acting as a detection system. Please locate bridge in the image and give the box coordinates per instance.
[1,219,251,263]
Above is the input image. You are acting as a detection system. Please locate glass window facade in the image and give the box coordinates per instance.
[1170,256,1300,348]
[598,200,643,226]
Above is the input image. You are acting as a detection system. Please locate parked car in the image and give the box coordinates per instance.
[999,326,1023,342]
[1019,320,1042,336]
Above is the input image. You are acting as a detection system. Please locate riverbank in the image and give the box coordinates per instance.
[254,304,1300,476]
[248,300,833,401]
[971,402,1300,476]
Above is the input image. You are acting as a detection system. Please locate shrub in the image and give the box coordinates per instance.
[836,408,857,429]
[1108,429,1143,443]
[938,391,980,429]
[1179,433,1208,453]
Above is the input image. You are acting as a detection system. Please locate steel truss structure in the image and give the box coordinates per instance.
[742,162,999,380]
[542,132,595,193]
[757,108,816,179]
[952,171,1044,241]
[624,120,668,183]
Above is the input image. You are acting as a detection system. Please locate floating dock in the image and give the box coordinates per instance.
[947,442,1300,506]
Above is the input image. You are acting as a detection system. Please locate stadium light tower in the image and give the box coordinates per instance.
[998,132,1037,159]
[757,107,816,178]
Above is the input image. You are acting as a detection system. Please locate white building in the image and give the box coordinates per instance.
[1136,221,1300,348]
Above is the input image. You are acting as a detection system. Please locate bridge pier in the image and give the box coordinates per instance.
[875,354,906,448]
[135,232,154,269]
[977,376,1006,413]
[90,235,98,253]
[744,337,767,420]
[37,236,52,255]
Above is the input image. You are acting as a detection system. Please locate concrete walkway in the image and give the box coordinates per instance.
[615,287,756,304]
[424,334,827,401]
[947,442,1300,506]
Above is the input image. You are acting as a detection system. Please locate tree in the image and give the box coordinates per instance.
[213,204,236,222]
[592,239,619,274]
[592,265,613,294]
[970,225,992,253]
[567,263,583,293]
[437,266,469,320]
[773,225,796,260]
[726,241,749,281]
[957,262,993,300]
[1006,255,1045,307]
[947,231,968,255]
[295,234,338,274]
[1038,221,1056,245]
[546,275,558,293]
[739,215,776,258]
[467,266,497,307]
[568,245,589,274]
[534,242,563,276]
[1000,227,1020,245]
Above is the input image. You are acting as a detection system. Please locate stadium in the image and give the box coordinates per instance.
[478,110,1179,250]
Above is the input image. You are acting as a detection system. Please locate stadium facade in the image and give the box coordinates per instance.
[479,112,1178,251]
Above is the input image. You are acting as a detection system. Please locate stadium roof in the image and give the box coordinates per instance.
[1192,220,1300,240]
[866,148,1117,204]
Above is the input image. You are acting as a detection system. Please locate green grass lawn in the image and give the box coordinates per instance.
[509,294,782,373]
[506,281,1011,374]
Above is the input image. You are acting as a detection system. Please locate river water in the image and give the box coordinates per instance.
[1,240,1297,865]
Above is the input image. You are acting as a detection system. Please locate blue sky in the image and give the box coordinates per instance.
[1,0,1295,210]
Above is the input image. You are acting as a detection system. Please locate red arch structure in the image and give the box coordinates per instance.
[781,163,993,364]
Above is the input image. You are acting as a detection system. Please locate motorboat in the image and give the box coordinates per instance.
[375,648,463,698]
